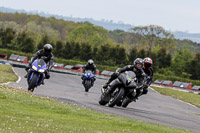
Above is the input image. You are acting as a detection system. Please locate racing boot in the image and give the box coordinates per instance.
[24,73,28,78]
[24,69,30,78]
[41,79,45,85]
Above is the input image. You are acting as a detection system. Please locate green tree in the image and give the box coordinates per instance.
[63,42,73,59]
[73,42,80,59]
[79,43,92,61]
[0,28,16,49]
[111,45,127,65]
[38,34,50,49]
[157,47,171,69]
[132,25,174,51]
[12,31,36,52]
[96,43,113,65]
[171,48,191,78]
[188,52,200,80]
[137,49,146,59]
[22,37,35,53]
[68,22,108,47]
[128,47,138,64]
[55,40,64,57]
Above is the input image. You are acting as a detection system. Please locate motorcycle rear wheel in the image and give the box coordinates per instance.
[122,97,132,108]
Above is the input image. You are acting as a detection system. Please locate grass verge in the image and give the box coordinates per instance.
[151,86,200,108]
[0,64,18,83]
[0,86,193,133]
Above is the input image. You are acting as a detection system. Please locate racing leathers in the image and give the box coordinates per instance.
[142,67,153,94]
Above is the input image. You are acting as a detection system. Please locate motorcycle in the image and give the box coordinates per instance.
[99,71,138,107]
[82,70,95,92]
[27,58,47,92]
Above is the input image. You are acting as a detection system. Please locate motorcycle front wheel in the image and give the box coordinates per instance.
[28,73,38,92]
[108,88,125,107]
[84,80,91,92]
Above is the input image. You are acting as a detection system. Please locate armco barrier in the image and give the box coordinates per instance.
[173,81,182,88]
[162,80,173,87]
[0,59,108,80]
[53,63,64,69]
[0,54,7,60]
[151,84,200,95]
[180,82,192,89]
[9,54,28,63]
[153,80,163,85]
[191,86,200,91]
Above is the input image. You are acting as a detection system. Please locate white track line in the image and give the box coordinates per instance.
[11,67,21,84]
[0,67,21,85]
[150,85,199,109]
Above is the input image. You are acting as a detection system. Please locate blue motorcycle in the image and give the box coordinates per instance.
[82,70,95,92]
[27,59,47,92]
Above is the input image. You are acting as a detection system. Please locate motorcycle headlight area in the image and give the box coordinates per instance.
[38,69,45,73]
[126,77,132,85]
[32,65,37,71]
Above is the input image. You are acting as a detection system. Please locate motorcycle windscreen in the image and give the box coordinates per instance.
[126,71,136,79]
[84,70,94,79]
[37,59,47,70]
[118,74,127,85]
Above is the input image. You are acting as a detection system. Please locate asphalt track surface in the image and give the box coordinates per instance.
[10,67,200,132]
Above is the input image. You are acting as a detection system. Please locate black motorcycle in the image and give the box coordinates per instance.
[99,71,138,107]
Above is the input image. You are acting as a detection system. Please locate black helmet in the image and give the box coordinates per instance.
[44,44,53,54]
[143,57,153,69]
[88,59,94,65]
[133,58,144,70]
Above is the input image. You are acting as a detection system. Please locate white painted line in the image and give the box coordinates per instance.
[12,67,21,84]
[151,84,199,109]
[177,99,199,109]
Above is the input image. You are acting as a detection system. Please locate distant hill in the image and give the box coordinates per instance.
[172,31,200,43]
[0,6,200,43]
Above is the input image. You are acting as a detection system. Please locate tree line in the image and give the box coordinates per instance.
[0,27,199,80]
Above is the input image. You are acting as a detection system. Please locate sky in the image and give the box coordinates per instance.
[0,0,200,33]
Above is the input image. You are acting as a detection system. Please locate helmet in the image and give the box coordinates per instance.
[133,58,144,70]
[43,44,53,54]
[88,59,94,65]
[143,57,153,69]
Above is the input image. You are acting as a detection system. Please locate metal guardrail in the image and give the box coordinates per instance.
[0,59,109,80]
[151,84,200,95]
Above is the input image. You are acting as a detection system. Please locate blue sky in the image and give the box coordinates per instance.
[0,0,200,33]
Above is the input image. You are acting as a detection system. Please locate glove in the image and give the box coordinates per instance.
[114,71,120,77]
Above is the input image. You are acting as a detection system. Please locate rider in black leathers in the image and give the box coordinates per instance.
[102,58,147,100]
[142,57,153,95]
[24,44,54,83]
[81,59,97,85]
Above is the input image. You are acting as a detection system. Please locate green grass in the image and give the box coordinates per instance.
[0,86,193,133]
[151,86,200,108]
[0,64,18,83]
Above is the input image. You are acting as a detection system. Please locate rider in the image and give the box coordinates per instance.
[142,57,153,95]
[24,44,54,84]
[102,58,146,100]
[81,59,97,85]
